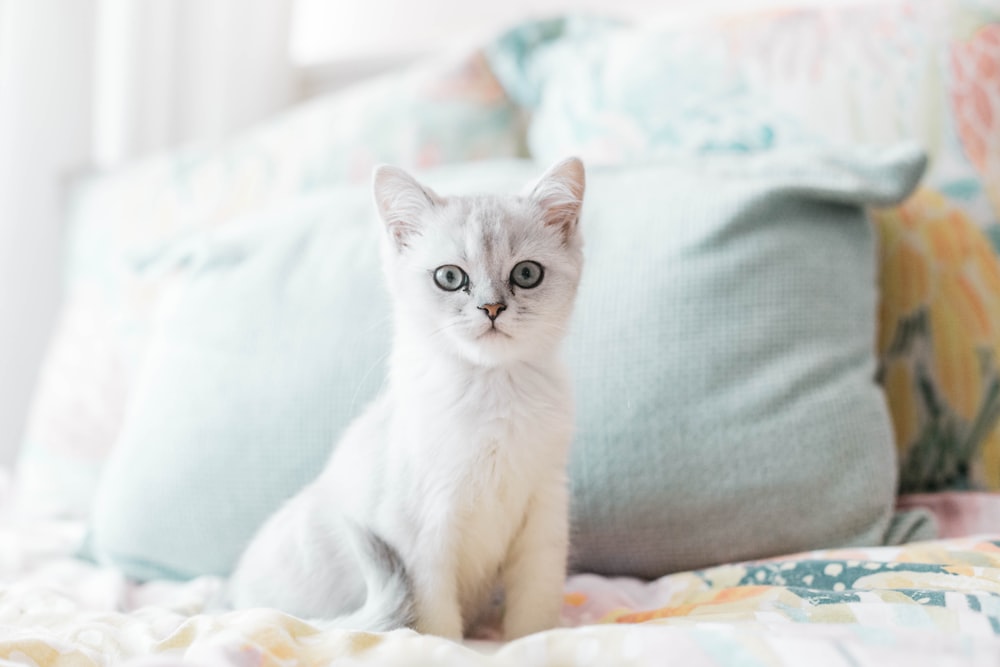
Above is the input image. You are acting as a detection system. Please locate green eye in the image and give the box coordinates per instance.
[433,265,468,291]
[511,260,544,289]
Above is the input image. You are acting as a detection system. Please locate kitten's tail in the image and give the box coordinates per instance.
[325,524,416,632]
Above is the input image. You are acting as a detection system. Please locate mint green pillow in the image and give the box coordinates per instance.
[89,146,932,581]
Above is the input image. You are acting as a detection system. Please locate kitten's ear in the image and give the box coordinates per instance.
[528,157,585,239]
[373,165,443,249]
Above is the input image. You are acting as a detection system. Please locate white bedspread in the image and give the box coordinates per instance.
[4,469,1000,666]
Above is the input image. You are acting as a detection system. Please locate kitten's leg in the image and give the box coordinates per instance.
[501,480,569,640]
[407,520,464,639]
[411,565,463,639]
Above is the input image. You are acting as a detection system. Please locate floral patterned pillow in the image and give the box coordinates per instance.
[874,190,1000,491]
[489,3,997,231]
[15,49,527,518]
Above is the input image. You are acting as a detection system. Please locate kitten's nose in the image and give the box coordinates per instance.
[478,302,507,321]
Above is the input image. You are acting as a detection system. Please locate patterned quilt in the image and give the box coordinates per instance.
[3,509,1000,666]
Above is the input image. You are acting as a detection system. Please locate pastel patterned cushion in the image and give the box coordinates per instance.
[487,1,1000,493]
[874,190,1000,491]
[89,146,929,581]
[15,50,527,518]
[489,3,998,229]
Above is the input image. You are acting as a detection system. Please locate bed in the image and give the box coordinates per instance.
[3,481,1000,665]
[5,1,1000,665]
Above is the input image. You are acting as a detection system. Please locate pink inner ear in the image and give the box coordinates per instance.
[373,166,443,249]
[533,160,585,232]
[385,217,424,250]
[541,199,581,229]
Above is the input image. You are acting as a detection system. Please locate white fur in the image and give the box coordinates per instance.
[229,159,586,640]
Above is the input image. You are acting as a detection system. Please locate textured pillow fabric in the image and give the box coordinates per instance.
[15,49,527,519]
[89,145,929,581]
[87,190,393,580]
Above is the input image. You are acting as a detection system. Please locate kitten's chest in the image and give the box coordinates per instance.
[414,365,566,511]
[407,361,570,455]
[441,367,568,481]
[396,360,570,525]
[440,397,546,513]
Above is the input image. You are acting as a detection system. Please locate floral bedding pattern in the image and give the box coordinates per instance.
[3,507,1000,667]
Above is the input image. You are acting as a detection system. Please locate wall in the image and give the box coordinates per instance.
[290,0,878,64]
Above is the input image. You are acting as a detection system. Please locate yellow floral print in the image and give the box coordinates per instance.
[873,188,1000,491]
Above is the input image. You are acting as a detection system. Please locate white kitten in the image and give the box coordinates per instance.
[228,158,586,640]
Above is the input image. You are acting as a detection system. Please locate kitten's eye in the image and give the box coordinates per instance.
[510,260,544,289]
[433,265,468,291]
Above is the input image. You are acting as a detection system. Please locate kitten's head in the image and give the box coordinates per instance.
[373,159,585,367]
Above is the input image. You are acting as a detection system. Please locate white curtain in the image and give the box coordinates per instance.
[94,0,295,167]
[0,0,295,466]
[0,0,97,466]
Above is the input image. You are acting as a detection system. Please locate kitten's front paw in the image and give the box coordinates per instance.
[502,604,561,641]
[415,609,464,641]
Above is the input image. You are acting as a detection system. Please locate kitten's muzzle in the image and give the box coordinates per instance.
[478,302,507,321]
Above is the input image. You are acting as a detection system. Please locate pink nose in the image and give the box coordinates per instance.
[479,302,507,321]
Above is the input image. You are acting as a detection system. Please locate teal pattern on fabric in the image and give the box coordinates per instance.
[486,17,816,166]
[735,561,951,589]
